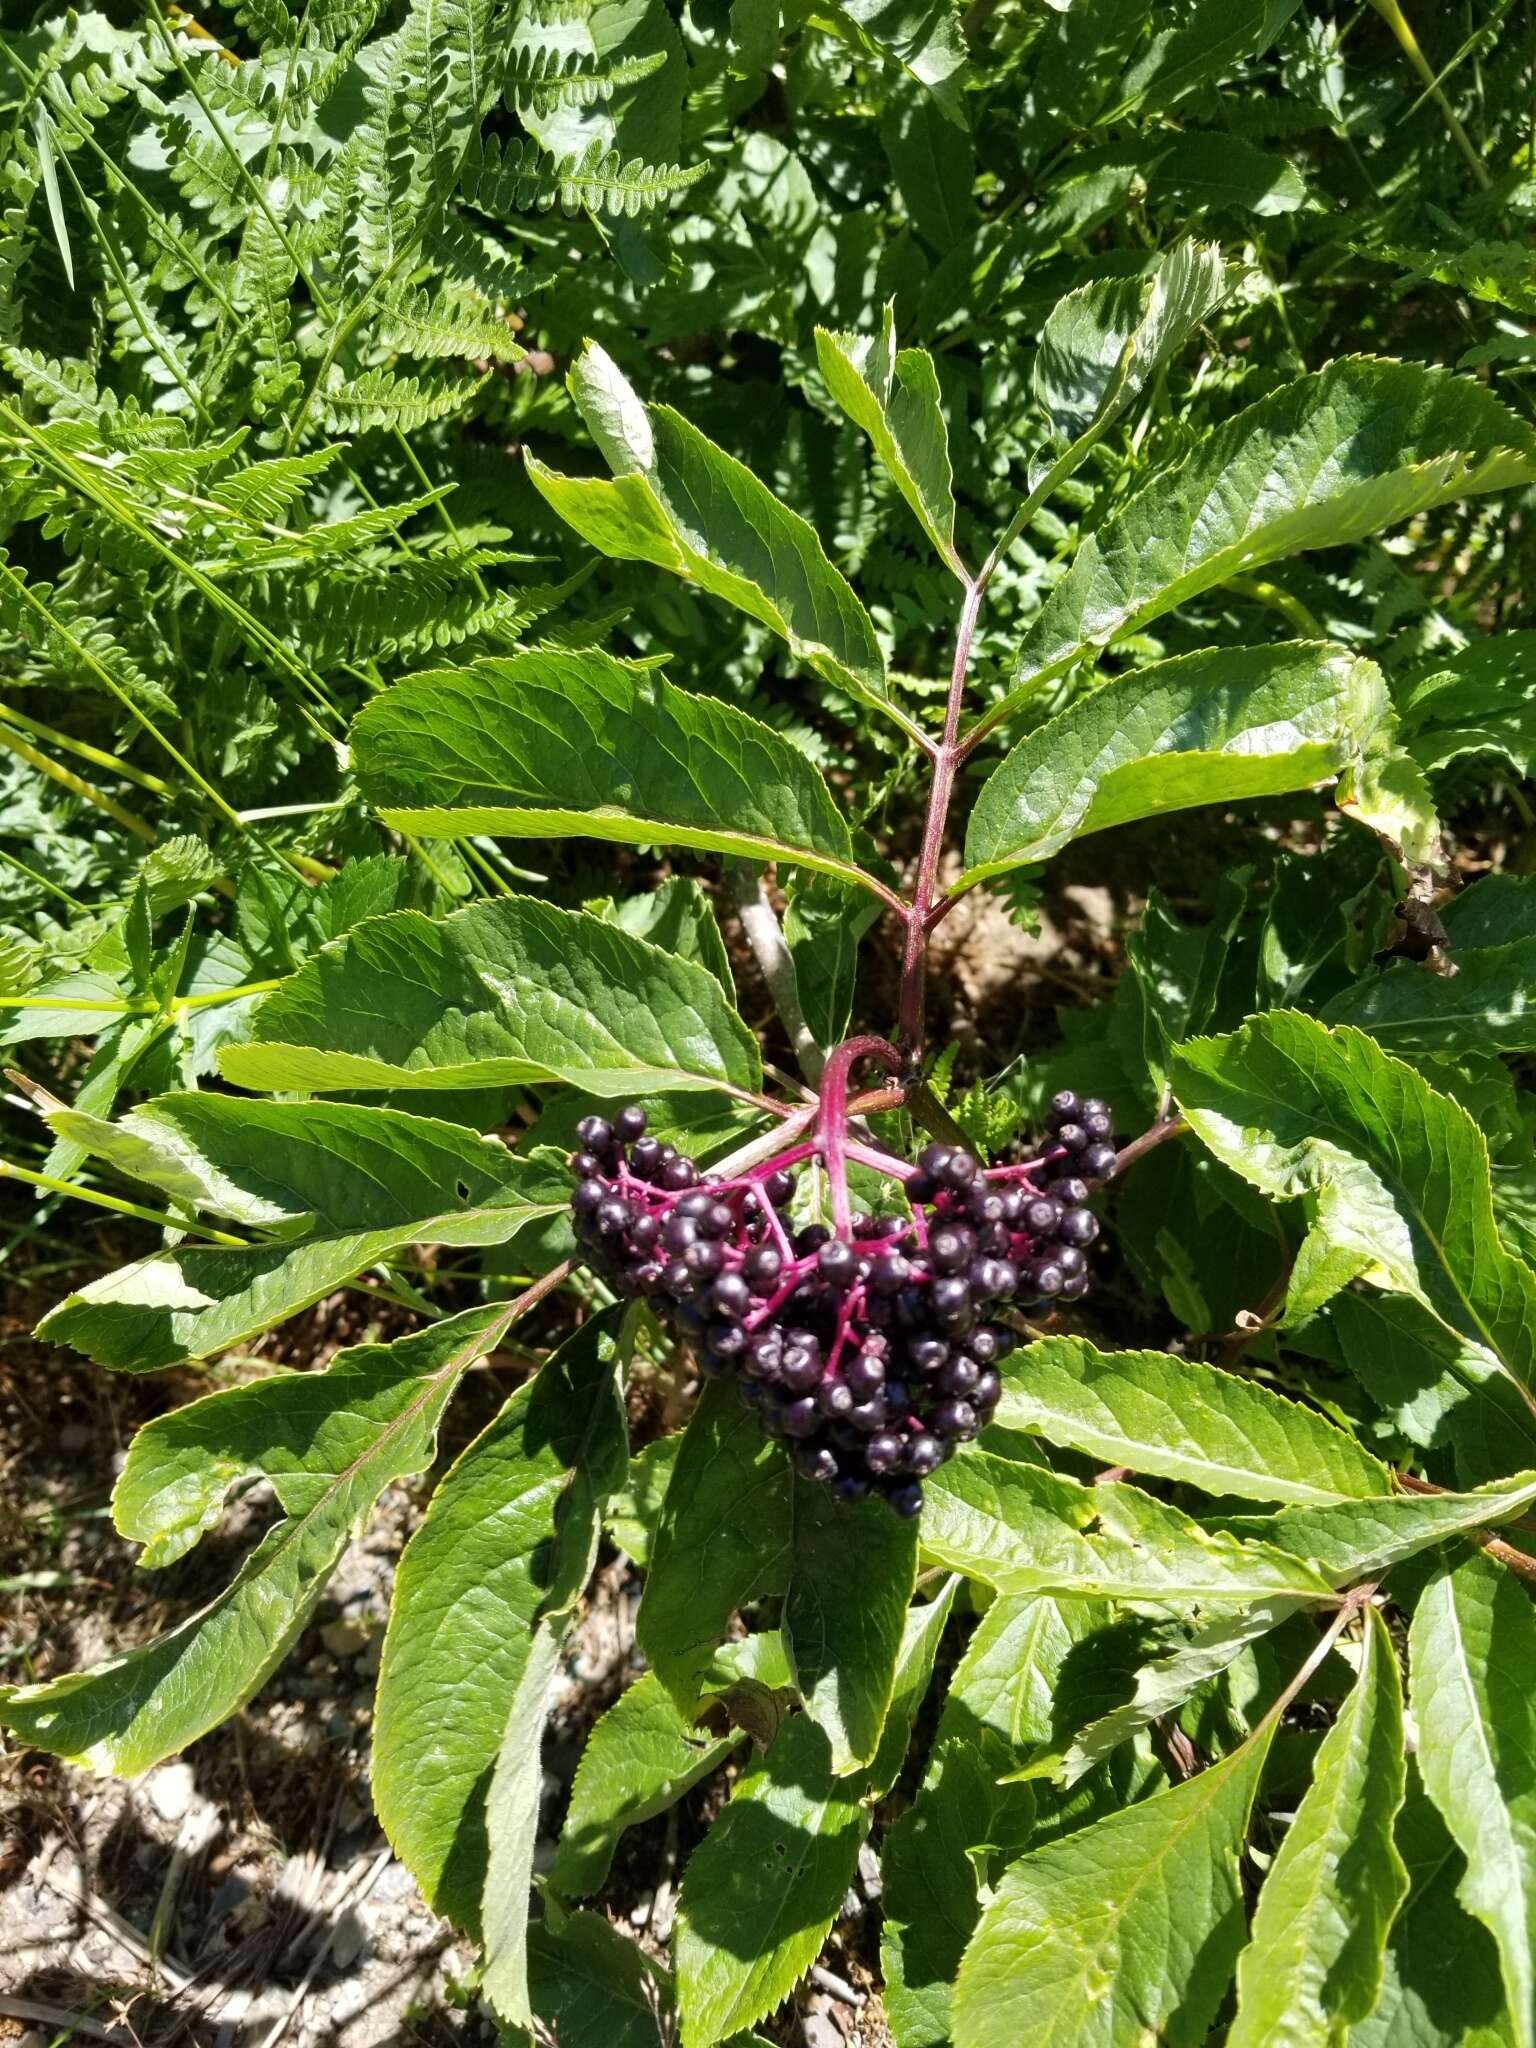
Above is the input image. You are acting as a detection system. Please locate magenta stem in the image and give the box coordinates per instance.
[817,1033,904,1237]
[897,580,981,1055]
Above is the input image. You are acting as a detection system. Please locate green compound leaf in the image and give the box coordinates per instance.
[815,303,963,577]
[372,1306,631,1943]
[37,1098,564,1370]
[1172,1013,1536,1391]
[351,649,884,899]
[0,1304,510,1774]
[782,1478,919,1774]
[953,1717,1274,2048]
[1409,1549,1536,2048]
[1229,1606,1408,2046]
[527,345,889,721]
[995,1334,1391,1507]
[1034,238,1236,445]
[964,643,1405,886]
[998,357,1536,719]
[635,1381,794,1717]
[219,897,761,1097]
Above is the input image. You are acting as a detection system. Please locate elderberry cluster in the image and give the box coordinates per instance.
[568,1090,1114,1518]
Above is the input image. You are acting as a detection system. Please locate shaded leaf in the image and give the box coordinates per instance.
[815,304,963,576]
[1229,1606,1408,2044]
[1409,1550,1536,2048]
[0,1305,509,1774]
[38,1099,564,1371]
[784,1480,918,1774]
[636,1382,793,1715]
[372,1307,630,1936]
[553,1671,744,1899]
[953,1717,1275,2048]
[1172,1014,1536,1390]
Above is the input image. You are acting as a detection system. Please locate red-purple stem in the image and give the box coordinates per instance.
[817,1033,905,1236]
[897,579,983,1055]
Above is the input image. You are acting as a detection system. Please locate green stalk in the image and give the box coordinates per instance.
[1368,0,1492,188]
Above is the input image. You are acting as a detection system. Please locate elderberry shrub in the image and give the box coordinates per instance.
[568,1093,1113,1517]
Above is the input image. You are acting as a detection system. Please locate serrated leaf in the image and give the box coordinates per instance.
[1217,1472,1536,1582]
[636,1382,793,1715]
[783,1479,918,1773]
[351,649,883,897]
[37,1098,564,1371]
[1155,130,1306,216]
[527,345,889,720]
[1000,359,1536,718]
[1350,1760,1518,2047]
[219,896,761,1097]
[953,1716,1275,2048]
[815,304,963,577]
[674,1591,952,2048]
[882,1595,1083,2048]
[0,1305,507,1774]
[963,643,1402,887]
[921,1449,1335,1604]
[525,1908,670,2048]
[1409,1549,1536,2048]
[782,873,880,1054]
[823,0,968,123]
[673,1712,866,2048]
[1063,1597,1307,1783]
[1327,1288,1536,1485]
[1034,238,1236,444]
[1171,1014,1536,1389]
[553,1671,744,1898]
[1229,1606,1408,2045]
[995,1334,1391,1506]
[372,1307,631,1937]
[601,878,735,998]
[1397,631,1536,780]
[1324,874,1536,1052]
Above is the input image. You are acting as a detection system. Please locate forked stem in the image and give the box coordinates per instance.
[817,1034,904,1235]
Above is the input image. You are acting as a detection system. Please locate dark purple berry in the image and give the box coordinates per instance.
[1082,1143,1118,1180]
[818,1239,858,1289]
[741,1244,783,1293]
[933,1399,978,1440]
[615,1105,647,1143]
[866,1431,904,1475]
[888,1482,924,1518]
[1059,1208,1100,1247]
[781,1397,820,1438]
[904,1434,943,1477]
[576,1115,615,1153]
[762,1169,795,1208]
[845,1350,886,1400]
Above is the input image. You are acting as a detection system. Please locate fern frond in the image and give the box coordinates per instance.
[2,348,105,423]
[321,365,489,430]
[376,284,525,363]
[459,132,707,220]
[257,548,545,661]
[206,447,341,524]
[516,48,669,116]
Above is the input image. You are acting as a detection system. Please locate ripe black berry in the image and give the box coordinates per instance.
[565,1088,1118,1517]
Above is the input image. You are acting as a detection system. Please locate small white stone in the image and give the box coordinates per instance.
[146,1760,196,1823]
